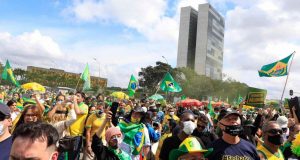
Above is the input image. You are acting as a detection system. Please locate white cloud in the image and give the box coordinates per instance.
[3,0,300,99]
[0,30,64,67]
[222,0,300,99]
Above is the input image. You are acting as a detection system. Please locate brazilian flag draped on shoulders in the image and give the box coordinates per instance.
[160,72,182,92]
[258,53,293,77]
[128,75,138,97]
[118,119,145,155]
[1,60,20,87]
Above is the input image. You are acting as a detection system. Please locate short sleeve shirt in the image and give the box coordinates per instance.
[207,138,260,160]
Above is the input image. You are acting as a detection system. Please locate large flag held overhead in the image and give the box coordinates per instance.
[160,72,182,92]
[1,60,20,87]
[128,75,138,97]
[80,63,91,91]
[258,53,293,77]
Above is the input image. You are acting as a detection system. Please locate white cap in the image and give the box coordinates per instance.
[276,116,288,128]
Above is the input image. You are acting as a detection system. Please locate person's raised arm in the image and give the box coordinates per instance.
[32,94,45,113]
[73,96,84,115]
[47,104,58,119]
[292,106,299,124]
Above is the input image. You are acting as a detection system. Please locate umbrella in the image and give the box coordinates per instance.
[21,82,46,93]
[176,99,203,107]
[148,94,164,101]
[213,101,230,107]
[110,91,129,100]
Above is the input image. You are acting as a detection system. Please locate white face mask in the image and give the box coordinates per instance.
[169,112,174,116]
[182,121,196,135]
[0,123,5,136]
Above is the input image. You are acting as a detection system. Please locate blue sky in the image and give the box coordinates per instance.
[1,0,300,99]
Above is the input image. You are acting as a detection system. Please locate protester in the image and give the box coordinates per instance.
[0,103,12,160]
[91,110,130,160]
[7,100,20,121]
[84,106,110,160]
[159,111,204,160]
[192,113,218,148]
[13,105,43,132]
[282,124,300,159]
[207,109,259,160]
[257,121,285,160]
[68,91,89,159]
[10,122,59,160]
[118,106,151,160]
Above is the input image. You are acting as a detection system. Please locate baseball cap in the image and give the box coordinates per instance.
[218,109,242,121]
[0,103,11,120]
[169,137,213,160]
[276,116,288,129]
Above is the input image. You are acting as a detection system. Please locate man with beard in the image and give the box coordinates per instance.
[257,121,285,160]
[207,109,259,160]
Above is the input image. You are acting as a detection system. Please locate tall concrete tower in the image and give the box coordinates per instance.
[177,3,225,80]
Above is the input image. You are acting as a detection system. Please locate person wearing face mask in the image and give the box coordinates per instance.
[118,106,151,160]
[84,107,111,160]
[276,115,289,142]
[257,121,285,160]
[0,103,13,160]
[159,111,205,160]
[207,109,259,160]
[92,111,130,160]
[281,124,300,159]
[192,113,218,148]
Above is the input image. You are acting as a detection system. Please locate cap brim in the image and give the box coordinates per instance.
[169,149,209,160]
[223,112,241,119]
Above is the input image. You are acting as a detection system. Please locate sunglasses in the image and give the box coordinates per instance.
[267,129,283,135]
[197,124,206,129]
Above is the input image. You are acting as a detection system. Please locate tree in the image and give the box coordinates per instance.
[138,61,177,94]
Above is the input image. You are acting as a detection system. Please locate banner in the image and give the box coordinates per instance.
[245,87,267,108]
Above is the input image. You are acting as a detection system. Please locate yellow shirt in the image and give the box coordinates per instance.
[257,144,284,160]
[69,102,88,136]
[85,112,108,141]
[162,114,179,125]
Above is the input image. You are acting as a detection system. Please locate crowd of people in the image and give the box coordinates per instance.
[1,86,300,160]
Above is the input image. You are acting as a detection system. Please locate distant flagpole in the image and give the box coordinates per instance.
[280,51,296,112]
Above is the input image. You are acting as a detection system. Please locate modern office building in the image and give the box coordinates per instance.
[177,3,225,80]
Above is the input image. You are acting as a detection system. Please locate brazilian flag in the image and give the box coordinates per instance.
[258,53,293,77]
[128,75,137,97]
[160,72,182,92]
[80,63,91,91]
[1,60,20,87]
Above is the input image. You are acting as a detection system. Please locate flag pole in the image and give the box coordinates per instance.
[75,74,81,91]
[280,51,296,113]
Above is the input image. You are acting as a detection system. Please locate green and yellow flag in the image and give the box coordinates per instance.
[208,97,214,117]
[160,72,182,92]
[258,53,293,77]
[1,60,20,87]
[128,75,138,97]
[80,63,91,91]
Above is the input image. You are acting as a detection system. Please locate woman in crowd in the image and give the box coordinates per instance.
[6,100,20,121]
[13,105,43,132]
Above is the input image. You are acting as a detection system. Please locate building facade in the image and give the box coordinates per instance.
[177,3,224,80]
[27,66,107,89]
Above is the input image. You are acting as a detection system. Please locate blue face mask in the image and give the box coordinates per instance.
[0,99,3,103]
